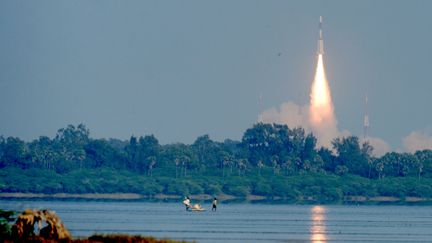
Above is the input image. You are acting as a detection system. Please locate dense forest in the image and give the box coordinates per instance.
[1,124,432,202]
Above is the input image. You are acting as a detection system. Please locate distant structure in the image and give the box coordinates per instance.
[258,93,263,123]
[363,95,369,140]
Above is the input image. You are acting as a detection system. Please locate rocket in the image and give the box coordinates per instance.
[318,16,324,55]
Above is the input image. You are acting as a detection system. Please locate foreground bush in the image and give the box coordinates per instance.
[77,234,192,243]
[2,209,191,243]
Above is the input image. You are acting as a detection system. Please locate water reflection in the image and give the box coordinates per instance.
[310,205,327,243]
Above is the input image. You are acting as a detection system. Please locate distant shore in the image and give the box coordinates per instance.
[343,196,431,203]
[1,192,431,203]
[0,192,239,201]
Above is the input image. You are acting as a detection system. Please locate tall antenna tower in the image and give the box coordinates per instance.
[258,93,263,123]
[363,95,369,140]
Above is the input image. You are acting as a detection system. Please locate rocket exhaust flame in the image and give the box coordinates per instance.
[310,54,334,124]
[261,16,339,148]
[261,16,391,154]
[308,17,339,147]
[309,53,338,147]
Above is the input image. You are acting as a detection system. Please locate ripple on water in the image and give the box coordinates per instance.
[1,200,432,243]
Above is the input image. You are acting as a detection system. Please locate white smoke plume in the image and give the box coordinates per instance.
[261,102,390,156]
[261,100,349,149]
[261,33,392,154]
[260,55,390,154]
[360,137,391,157]
[403,129,432,153]
[261,101,310,131]
[261,53,348,148]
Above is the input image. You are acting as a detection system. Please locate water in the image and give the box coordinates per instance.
[1,200,432,242]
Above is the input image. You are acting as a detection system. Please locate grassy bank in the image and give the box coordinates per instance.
[1,192,432,204]
[2,167,432,204]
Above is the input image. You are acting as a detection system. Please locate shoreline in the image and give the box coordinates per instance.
[1,192,431,203]
[0,192,239,201]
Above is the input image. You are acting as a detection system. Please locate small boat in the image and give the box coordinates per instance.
[188,204,206,212]
[190,208,206,212]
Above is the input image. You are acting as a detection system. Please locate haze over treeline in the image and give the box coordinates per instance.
[1,124,432,201]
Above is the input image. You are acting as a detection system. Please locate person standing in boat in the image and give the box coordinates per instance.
[212,197,218,211]
[183,196,191,211]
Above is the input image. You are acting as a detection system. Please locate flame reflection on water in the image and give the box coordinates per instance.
[310,205,327,243]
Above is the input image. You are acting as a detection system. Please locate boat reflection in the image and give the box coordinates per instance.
[310,205,327,243]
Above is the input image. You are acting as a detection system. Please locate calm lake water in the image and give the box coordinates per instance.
[1,200,432,242]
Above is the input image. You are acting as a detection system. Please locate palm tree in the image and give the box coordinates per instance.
[147,156,156,177]
[271,158,280,175]
[376,161,384,179]
[222,155,234,177]
[182,155,190,177]
[294,157,302,172]
[236,159,247,176]
[281,158,292,176]
[174,158,180,178]
[257,160,264,176]
[273,162,281,175]
[367,156,373,178]
[418,163,424,180]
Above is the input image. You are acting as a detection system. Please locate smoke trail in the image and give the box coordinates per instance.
[261,53,343,148]
[261,17,391,153]
[360,137,391,156]
[261,101,310,130]
[403,129,432,152]
[260,53,391,154]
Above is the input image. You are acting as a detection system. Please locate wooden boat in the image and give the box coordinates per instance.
[190,208,206,212]
[188,204,206,211]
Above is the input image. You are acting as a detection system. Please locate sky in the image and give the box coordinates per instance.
[1,0,432,151]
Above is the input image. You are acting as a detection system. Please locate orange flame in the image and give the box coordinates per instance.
[309,54,334,125]
[309,54,339,147]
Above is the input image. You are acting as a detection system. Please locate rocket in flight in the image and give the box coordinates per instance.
[318,16,324,55]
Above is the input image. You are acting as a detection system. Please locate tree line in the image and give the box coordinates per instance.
[1,123,432,201]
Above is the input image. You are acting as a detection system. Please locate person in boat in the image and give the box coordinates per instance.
[182,196,191,211]
[212,197,218,211]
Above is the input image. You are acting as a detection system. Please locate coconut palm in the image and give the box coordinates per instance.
[257,160,264,176]
[147,156,157,177]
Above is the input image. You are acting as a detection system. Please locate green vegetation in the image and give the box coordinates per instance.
[0,208,190,243]
[1,123,432,203]
[0,209,16,240]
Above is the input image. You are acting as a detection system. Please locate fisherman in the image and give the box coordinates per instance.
[182,196,191,211]
[212,197,218,211]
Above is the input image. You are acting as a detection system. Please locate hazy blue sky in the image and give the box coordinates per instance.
[1,0,431,150]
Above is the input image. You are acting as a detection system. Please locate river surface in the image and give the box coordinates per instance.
[1,200,432,242]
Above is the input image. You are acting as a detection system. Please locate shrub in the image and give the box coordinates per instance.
[204,183,222,195]
[253,181,272,196]
[140,181,163,196]
[225,185,250,197]
[271,180,292,197]
[0,209,15,240]
[185,181,204,194]
[166,182,189,195]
